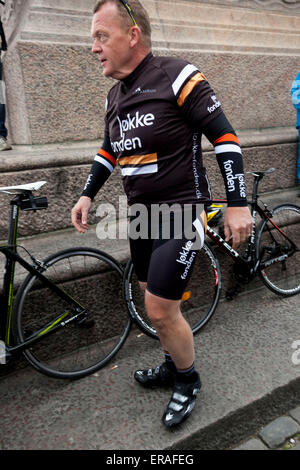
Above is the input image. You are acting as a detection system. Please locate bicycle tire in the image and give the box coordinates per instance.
[256,203,300,296]
[14,247,131,379]
[123,241,221,339]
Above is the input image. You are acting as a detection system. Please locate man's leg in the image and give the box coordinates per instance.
[0,60,11,150]
[135,285,201,428]
[138,281,194,369]
[144,290,194,371]
[133,208,204,426]
[0,103,7,138]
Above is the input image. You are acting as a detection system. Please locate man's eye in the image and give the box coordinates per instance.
[96,33,108,43]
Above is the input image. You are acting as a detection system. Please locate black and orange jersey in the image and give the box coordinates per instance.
[82,52,247,207]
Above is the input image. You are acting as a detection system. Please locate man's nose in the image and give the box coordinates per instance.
[92,39,102,54]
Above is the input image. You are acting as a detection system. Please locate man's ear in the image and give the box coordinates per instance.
[129,26,141,48]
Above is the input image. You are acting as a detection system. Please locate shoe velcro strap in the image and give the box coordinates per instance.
[173,392,188,403]
[168,401,183,412]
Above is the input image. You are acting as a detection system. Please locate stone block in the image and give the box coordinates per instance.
[0,128,297,239]
[5,42,114,145]
[258,416,300,449]
[5,44,300,144]
[3,0,300,144]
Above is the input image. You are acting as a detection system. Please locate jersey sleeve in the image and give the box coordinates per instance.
[202,112,248,207]
[81,123,117,200]
[169,61,247,206]
[167,61,223,128]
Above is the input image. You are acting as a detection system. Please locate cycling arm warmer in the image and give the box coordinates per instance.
[81,133,116,200]
[203,112,248,207]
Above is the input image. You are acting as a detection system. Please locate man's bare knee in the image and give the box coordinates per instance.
[145,289,180,327]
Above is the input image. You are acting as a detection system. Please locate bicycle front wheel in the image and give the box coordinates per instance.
[123,241,221,339]
[14,248,131,379]
[256,203,300,296]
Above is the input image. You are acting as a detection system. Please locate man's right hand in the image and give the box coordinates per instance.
[71,196,92,233]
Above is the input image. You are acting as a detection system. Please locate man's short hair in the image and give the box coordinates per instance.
[93,0,152,48]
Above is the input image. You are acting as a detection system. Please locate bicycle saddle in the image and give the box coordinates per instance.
[247,168,275,177]
[0,181,46,194]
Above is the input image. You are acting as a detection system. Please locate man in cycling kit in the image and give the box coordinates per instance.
[71,0,253,428]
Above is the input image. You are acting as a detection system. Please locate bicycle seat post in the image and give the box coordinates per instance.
[251,174,261,206]
[8,194,22,248]
[249,168,276,207]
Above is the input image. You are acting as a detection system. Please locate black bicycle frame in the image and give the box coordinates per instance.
[0,199,19,343]
[206,173,297,274]
[207,202,265,271]
[0,195,86,355]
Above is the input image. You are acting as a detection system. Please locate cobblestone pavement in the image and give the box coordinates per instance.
[232,406,300,450]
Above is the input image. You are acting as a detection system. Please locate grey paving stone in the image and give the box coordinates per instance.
[259,416,300,449]
[292,443,300,450]
[233,438,268,450]
[289,406,300,425]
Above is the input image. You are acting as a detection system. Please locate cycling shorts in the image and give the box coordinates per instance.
[129,205,207,301]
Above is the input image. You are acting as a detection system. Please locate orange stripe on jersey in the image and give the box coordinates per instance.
[98,148,117,166]
[118,153,158,167]
[177,72,206,107]
[213,133,240,145]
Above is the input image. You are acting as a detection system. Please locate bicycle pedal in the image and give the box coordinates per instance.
[225,290,235,301]
[77,319,95,329]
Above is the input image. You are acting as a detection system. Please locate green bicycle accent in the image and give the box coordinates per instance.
[5,203,19,346]
[37,312,70,337]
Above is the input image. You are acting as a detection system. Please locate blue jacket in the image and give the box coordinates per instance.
[291,71,300,128]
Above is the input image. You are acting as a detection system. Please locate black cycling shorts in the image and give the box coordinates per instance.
[128,205,207,301]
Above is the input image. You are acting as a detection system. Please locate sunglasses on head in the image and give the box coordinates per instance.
[118,0,138,26]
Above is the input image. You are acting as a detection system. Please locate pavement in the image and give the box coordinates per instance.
[0,273,300,450]
[0,181,300,451]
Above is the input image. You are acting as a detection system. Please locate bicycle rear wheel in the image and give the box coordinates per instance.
[257,203,300,296]
[123,241,221,339]
[14,248,131,379]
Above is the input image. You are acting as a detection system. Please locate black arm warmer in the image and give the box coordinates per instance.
[203,112,248,207]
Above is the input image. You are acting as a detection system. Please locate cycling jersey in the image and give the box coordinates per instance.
[82,52,247,207]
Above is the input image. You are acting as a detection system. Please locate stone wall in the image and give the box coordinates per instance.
[0,0,299,237]
[3,0,300,144]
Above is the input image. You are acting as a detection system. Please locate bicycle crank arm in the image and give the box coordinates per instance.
[259,253,289,269]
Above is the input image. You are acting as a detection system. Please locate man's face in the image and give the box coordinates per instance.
[91,2,133,80]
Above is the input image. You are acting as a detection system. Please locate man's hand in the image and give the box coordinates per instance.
[224,206,253,250]
[71,196,92,233]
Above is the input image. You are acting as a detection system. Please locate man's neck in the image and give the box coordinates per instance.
[120,47,151,80]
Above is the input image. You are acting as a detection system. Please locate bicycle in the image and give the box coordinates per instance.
[123,168,300,339]
[0,181,131,379]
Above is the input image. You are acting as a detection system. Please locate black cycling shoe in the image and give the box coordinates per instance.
[162,373,201,428]
[134,362,176,387]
